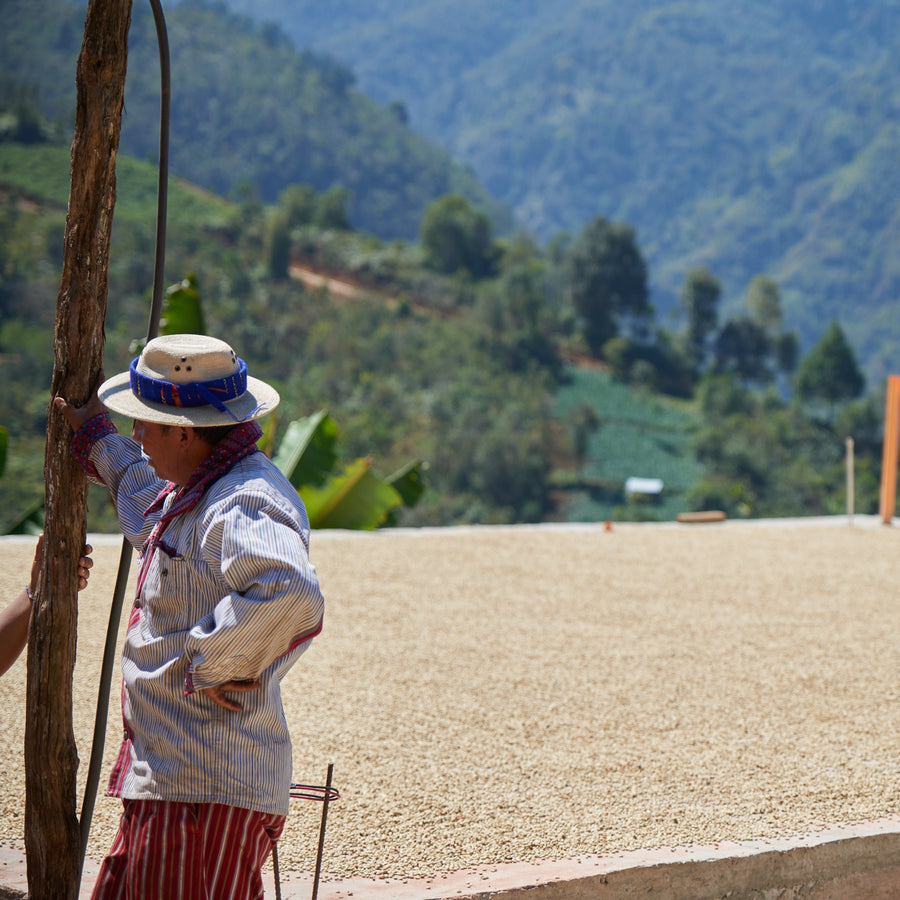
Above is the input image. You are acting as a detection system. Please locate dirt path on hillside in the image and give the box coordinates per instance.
[288,264,364,300]
[1,518,898,885]
[287,262,460,320]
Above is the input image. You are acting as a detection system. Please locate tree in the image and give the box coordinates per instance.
[795,321,865,417]
[775,331,799,375]
[278,183,318,228]
[266,209,291,280]
[25,0,131,897]
[747,275,799,381]
[680,266,720,373]
[712,316,773,385]
[388,99,408,125]
[710,274,802,388]
[696,371,754,420]
[473,259,561,377]
[420,194,496,279]
[571,402,600,471]
[746,274,782,335]
[690,375,848,519]
[313,185,352,231]
[565,216,650,355]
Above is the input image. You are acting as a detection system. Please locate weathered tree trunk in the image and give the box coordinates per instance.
[24,1,132,897]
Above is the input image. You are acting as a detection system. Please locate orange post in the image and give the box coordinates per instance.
[879,375,900,523]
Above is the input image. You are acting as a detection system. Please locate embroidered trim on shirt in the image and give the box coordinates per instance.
[71,412,117,480]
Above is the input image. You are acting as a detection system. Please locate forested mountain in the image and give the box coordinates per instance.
[199,0,900,383]
[0,0,509,240]
[0,0,890,530]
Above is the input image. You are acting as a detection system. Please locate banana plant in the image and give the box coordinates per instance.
[154,278,429,527]
[159,275,206,335]
[272,409,425,529]
[271,411,339,490]
[130,275,206,354]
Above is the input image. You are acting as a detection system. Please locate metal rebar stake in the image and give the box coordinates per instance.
[273,841,283,900]
[311,762,335,900]
[273,763,339,900]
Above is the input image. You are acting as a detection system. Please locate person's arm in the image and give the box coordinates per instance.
[55,379,165,548]
[0,589,32,677]
[0,535,93,677]
[186,492,324,707]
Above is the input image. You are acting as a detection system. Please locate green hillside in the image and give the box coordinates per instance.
[553,366,703,522]
[0,138,880,530]
[0,140,563,531]
[210,0,900,385]
[0,143,234,230]
[0,0,509,241]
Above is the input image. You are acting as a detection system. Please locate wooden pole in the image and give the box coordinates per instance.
[24,1,132,896]
[846,436,854,525]
[879,375,900,525]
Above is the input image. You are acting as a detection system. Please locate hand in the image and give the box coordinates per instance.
[28,535,44,591]
[53,369,108,432]
[201,679,260,711]
[28,536,93,595]
[77,547,94,591]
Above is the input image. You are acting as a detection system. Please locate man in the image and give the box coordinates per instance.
[55,334,325,899]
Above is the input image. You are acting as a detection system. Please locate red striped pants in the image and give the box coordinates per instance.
[90,799,285,900]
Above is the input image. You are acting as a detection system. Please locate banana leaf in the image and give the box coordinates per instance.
[272,410,338,489]
[386,458,426,508]
[256,412,279,457]
[381,459,426,526]
[160,273,206,335]
[300,457,402,530]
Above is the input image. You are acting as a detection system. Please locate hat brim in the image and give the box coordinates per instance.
[99,370,280,427]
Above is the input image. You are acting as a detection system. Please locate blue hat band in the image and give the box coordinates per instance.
[129,356,249,416]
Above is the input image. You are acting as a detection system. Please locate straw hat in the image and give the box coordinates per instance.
[99,334,280,426]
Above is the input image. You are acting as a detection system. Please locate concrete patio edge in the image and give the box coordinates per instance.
[5,816,899,899]
[311,816,900,899]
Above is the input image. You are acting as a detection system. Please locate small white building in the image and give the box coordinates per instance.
[624,476,664,497]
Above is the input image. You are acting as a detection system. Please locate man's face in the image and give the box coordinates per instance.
[132,420,183,482]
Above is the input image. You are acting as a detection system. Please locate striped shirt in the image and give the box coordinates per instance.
[86,429,325,816]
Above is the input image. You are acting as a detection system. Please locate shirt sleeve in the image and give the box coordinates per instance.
[73,417,168,550]
[183,489,325,692]
[70,413,117,482]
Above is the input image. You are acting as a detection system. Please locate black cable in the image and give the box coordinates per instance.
[145,0,170,342]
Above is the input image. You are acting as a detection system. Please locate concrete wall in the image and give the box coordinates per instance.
[469,827,900,900]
